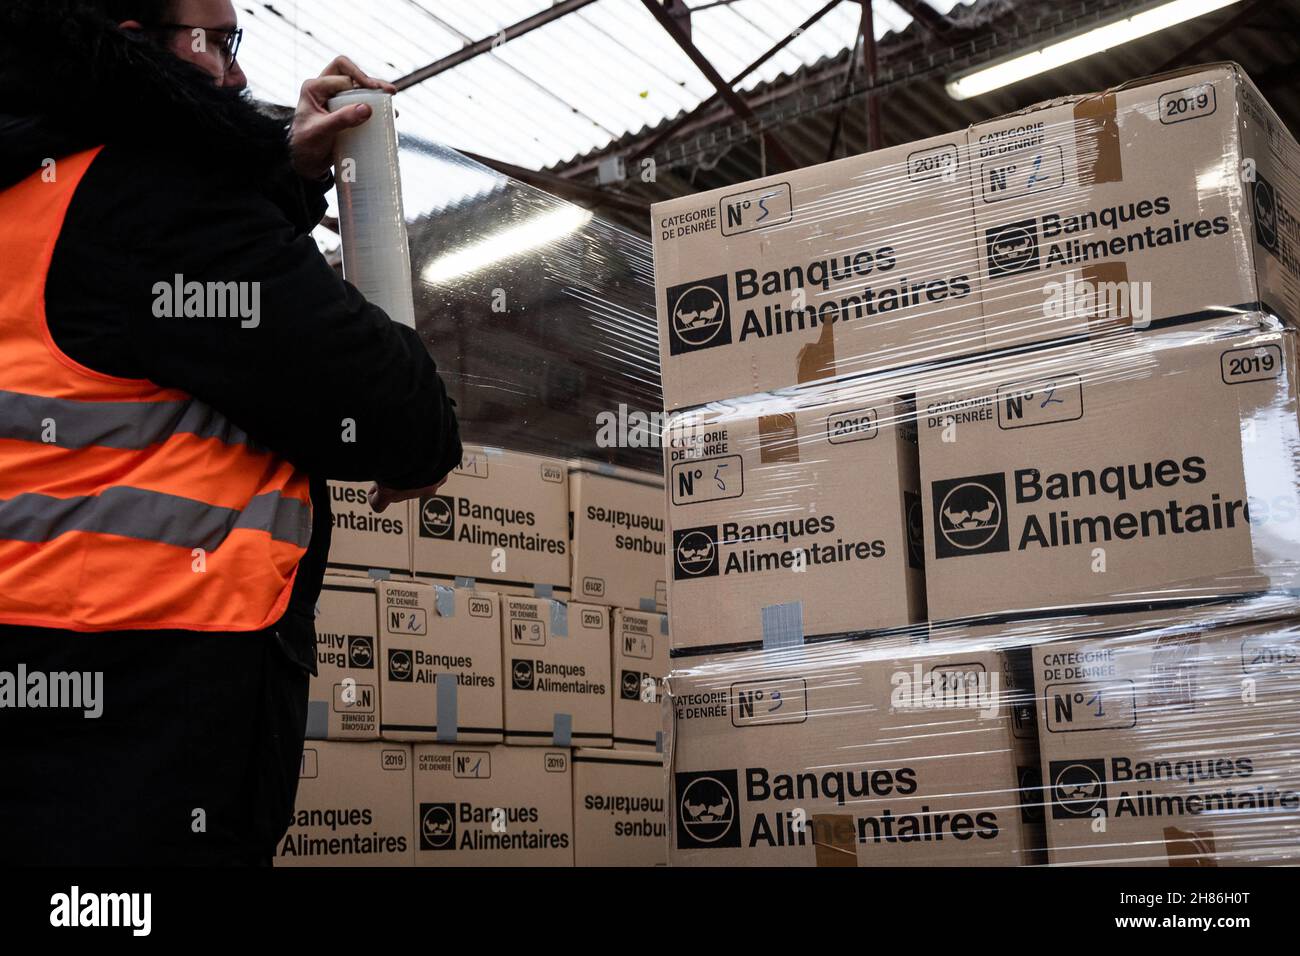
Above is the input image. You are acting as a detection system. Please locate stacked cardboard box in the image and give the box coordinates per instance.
[655,63,1300,867]
[326,481,413,578]
[412,744,575,866]
[916,324,1300,628]
[298,451,670,866]
[567,460,671,755]
[665,389,924,652]
[572,748,667,866]
[307,575,381,741]
[412,445,570,597]
[1031,616,1300,865]
[568,461,667,613]
[276,741,415,866]
[667,642,1042,865]
[612,608,670,751]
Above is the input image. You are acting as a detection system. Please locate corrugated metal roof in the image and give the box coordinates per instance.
[238,0,963,172]
[247,0,1298,245]
[550,0,1300,234]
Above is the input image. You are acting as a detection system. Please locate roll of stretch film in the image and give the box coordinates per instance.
[328,90,416,329]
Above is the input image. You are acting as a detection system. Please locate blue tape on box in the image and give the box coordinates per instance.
[454,576,476,589]
[761,602,804,650]
[552,712,572,747]
[305,700,329,739]
[660,616,669,636]
[367,568,392,581]
[638,597,656,612]
[436,673,458,743]
[550,600,568,637]
[596,462,616,476]
[655,731,664,754]
[434,585,455,617]
[534,583,554,599]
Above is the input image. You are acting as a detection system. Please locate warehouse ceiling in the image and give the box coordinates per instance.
[239,0,1300,243]
[238,0,961,171]
[550,0,1300,233]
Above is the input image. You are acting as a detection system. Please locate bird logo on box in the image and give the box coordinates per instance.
[675,770,741,849]
[419,803,456,851]
[666,276,732,355]
[931,474,1009,558]
[673,526,719,579]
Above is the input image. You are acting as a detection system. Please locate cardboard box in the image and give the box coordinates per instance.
[613,609,669,751]
[918,324,1300,624]
[276,741,414,866]
[1034,616,1300,865]
[326,480,413,577]
[308,576,380,740]
[502,597,613,747]
[970,63,1300,351]
[412,744,573,866]
[666,387,925,654]
[651,132,985,410]
[667,641,1037,865]
[568,461,667,612]
[376,582,502,743]
[572,748,668,867]
[411,446,570,595]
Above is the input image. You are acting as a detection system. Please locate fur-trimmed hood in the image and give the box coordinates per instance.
[0,0,292,190]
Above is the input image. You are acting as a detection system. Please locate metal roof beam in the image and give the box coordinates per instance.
[623,0,844,165]
[638,0,799,172]
[394,0,600,92]
[857,1,883,151]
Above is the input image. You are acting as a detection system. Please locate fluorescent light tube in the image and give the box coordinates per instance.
[946,0,1240,100]
[421,205,593,285]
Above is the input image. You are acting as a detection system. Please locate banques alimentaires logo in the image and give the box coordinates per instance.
[986,219,1040,276]
[667,249,971,356]
[387,648,413,682]
[932,473,1010,558]
[1050,759,1107,819]
[419,803,456,850]
[675,770,741,849]
[1254,175,1279,254]
[419,495,455,539]
[666,276,732,355]
[932,456,1251,557]
[673,526,719,579]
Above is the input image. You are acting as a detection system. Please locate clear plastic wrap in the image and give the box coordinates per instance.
[658,62,1300,867]
[295,61,1300,867]
[293,122,670,866]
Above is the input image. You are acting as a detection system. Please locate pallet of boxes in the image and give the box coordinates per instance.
[275,447,670,866]
[655,62,1300,866]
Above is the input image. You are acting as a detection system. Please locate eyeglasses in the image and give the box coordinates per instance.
[151,23,243,69]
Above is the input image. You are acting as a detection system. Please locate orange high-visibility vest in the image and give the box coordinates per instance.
[0,148,312,632]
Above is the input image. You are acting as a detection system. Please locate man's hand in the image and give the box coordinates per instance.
[289,56,397,181]
[369,480,444,514]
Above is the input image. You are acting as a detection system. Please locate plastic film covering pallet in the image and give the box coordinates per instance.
[403,139,661,473]
[657,62,1300,867]
[287,102,671,867]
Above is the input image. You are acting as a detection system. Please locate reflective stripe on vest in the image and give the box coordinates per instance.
[0,388,262,450]
[0,488,311,550]
[0,148,313,632]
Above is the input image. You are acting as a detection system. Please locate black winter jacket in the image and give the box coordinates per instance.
[0,4,461,654]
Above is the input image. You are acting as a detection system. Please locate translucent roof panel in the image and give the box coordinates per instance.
[237,0,962,171]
